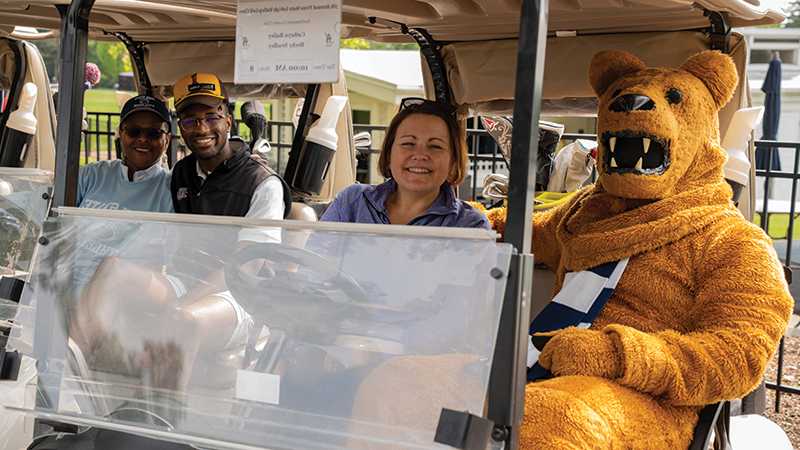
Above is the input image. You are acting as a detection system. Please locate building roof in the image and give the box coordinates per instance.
[739,27,800,94]
[340,50,423,91]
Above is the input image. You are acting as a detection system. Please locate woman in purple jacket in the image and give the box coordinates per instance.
[321,98,490,230]
[278,100,492,420]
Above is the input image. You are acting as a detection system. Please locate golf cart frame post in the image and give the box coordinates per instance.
[484,0,547,447]
[26,0,96,419]
[51,0,94,211]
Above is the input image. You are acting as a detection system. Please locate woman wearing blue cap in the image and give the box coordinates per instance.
[73,95,174,291]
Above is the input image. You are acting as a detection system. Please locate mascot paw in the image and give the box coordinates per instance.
[537,327,623,379]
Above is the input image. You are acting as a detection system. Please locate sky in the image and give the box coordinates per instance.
[759,0,792,14]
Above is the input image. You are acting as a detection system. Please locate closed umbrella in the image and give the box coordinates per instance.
[755,52,782,171]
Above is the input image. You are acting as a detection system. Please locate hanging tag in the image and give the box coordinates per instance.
[235,0,342,84]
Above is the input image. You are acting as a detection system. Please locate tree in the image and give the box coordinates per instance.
[31,39,131,89]
[340,38,419,51]
[31,39,60,82]
[785,0,800,27]
[88,41,131,89]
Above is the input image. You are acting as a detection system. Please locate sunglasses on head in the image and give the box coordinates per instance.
[122,126,167,140]
[399,97,457,119]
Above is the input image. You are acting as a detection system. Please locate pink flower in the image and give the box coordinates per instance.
[85,62,101,86]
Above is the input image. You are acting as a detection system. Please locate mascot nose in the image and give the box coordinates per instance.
[609,94,655,113]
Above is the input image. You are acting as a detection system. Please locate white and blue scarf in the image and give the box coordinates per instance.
[526,257,629,381]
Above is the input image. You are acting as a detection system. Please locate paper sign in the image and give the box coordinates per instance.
[235,0,341,84]
[235,370,281,405]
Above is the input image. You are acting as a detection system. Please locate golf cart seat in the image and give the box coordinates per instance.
[690,397,792,450]
[0,36,56,171]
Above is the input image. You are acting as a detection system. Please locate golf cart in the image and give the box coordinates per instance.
[0,0,791,449]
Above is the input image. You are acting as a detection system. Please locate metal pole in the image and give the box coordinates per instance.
[168,110,179,168]
[52,0,96,209]
[504,0,547,252]
[486,0,548,448]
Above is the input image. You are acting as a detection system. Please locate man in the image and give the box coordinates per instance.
[70,74,291,391]
[170,72,291,219]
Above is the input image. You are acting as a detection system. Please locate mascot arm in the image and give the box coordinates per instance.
[530,206,566,270]
[607,226,792,406]
[472,203,564,270]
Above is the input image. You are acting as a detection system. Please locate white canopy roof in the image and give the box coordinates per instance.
[0,0,786,44]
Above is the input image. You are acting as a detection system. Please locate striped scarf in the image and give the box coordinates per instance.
[527,258,629,381]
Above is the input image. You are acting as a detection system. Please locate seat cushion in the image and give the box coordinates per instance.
[729,414,792,450]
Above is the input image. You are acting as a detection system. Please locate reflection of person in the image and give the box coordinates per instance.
[70,73,291,391]
[320,97,490,230]
[73,95,173,290]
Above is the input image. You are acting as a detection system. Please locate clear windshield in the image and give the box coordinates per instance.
[0,168,52,321]
[0,169,52,276]
[4,208,512,449]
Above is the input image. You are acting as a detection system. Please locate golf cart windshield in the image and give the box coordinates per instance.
[4,208,512,449]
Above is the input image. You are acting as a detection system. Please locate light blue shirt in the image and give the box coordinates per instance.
[74,159,173,294]
[77,159,173,213]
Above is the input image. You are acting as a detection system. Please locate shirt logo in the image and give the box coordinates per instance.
[176,187,189,201]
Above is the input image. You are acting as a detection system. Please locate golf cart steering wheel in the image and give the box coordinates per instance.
[224,242,371,335]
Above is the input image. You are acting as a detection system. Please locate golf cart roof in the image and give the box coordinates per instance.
[0,0,786,43]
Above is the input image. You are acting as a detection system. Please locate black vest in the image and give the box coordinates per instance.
[171,138,291,218]
[170,139,292,282]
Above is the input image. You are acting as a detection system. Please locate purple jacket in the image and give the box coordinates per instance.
[320,179,491,230]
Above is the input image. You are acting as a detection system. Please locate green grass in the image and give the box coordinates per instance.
[84,88,126,112]
[754,213,800,240]
[82,88,272,118]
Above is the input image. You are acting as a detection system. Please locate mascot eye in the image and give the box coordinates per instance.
[665,88,682,104]
[612,89,622,99]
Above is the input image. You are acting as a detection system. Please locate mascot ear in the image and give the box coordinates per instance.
[588,50,645,98]
[679,50,738,110]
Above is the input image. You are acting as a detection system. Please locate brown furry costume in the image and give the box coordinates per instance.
[349,50,793,449]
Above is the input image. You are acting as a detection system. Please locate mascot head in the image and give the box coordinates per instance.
[588,50,738,199]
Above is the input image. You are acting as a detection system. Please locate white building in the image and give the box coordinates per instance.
[738,27,800,202]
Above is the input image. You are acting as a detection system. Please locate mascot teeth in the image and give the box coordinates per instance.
[601,131,670,175]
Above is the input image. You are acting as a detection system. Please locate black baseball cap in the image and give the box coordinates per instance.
[120,95,171,125]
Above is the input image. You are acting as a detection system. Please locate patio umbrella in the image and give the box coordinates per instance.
[755,52,782,171]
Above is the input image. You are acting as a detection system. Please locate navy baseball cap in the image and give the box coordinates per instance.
[120,95,171,125]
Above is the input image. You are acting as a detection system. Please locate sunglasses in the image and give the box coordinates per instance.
[399,97,457,119]
[179,115,225,132]
[122,126,168,140]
